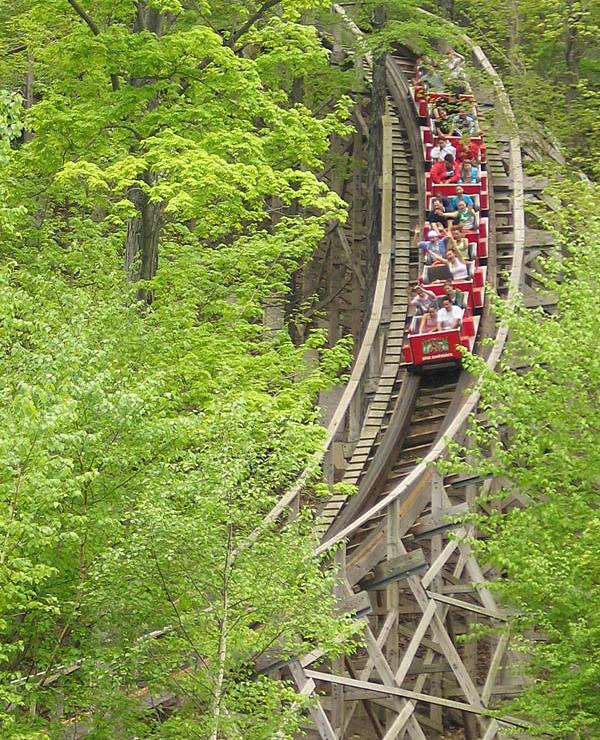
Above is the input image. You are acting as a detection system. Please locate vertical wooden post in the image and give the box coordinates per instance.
[331,548,346,734]
[429,470,444,730]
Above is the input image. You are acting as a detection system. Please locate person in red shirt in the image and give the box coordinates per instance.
[431,154,460,184]
[456,137,482,164]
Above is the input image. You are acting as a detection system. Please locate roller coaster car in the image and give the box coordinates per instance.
[402,314,479,368]
[420,268,487,310]
[424,136,486,165]
[424,172,489,211]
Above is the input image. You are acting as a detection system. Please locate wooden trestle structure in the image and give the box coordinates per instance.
[274,5,560,739]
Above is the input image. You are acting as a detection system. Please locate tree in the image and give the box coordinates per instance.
[453,178,600,737]
[0,1,363,735]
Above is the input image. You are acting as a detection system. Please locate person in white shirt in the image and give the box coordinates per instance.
[410,285,437,314]
[435,247,470,280]
[430,135,456,163]
[437,297,464,330]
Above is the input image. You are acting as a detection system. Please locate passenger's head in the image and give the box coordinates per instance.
[432,197,443,209]
[456,186,464,197]
[414,285,426,296]
[427,304,437,317]
[446,247,457,260]
[442,297,452,309]
[443,281,455,295]
[457,199,467,212]
[444,153,454,164]
[428,229,439,241]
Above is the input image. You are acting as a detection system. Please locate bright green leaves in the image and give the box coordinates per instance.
[0,1,358,735]
[0,90,23,140]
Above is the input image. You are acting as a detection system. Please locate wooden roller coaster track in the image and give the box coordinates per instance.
[275,5,555,738]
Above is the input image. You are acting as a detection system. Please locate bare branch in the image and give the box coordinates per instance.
[7,44,27,55]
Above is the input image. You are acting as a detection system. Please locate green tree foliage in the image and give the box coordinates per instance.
[455,179,600,737]
[0,1,361,735]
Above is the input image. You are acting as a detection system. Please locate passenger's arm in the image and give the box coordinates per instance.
[413,225,422,247]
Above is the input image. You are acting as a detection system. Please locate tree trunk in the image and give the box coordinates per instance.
[125,180,163,303]
[564,2,580,104]
[125,2,165,302]
[22,55,35,143]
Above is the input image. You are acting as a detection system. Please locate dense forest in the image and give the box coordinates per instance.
[0,0,597,738]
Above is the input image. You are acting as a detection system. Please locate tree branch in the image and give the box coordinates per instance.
[66,0,100,35]
[66,0,120,91]
[226,0,281,49]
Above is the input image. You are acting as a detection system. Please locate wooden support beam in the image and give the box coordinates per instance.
[406,659,453,676]
[365,549,428,590]
[406,574,483,709]
[305,669,487,716]
[481,632,510,706]
[289,662,339,740]
[363,625,426,740]
[335,589,372,618]
[411,503,469,538]
[395,600,437,685]
[426,591,508,621]
[429,470,444,731]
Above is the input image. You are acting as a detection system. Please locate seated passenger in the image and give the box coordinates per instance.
[414,55,428,85]
[431,104,452,136]
[435,246,470,280]
[445,48,465,79]
[437,297,464,331]
[446,223,470,259]
[433,188,454,211]
[449,185,477,211]
[410,285,437,314]
[431,154,460,184]
[444,92,462,116]
[416,227,448,263]
[430,135,456,163]
[442,280,466,307]
[456,199,478,231]
[456,137,482,164]
[419,305,439,334]
[451,110,478,137]
[428,197,451,230]
[458,158,479,184]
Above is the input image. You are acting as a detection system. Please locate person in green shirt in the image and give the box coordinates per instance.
[456,199,478,231]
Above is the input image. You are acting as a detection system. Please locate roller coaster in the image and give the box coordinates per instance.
[269,5,559,738]
[45,6,561,737]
